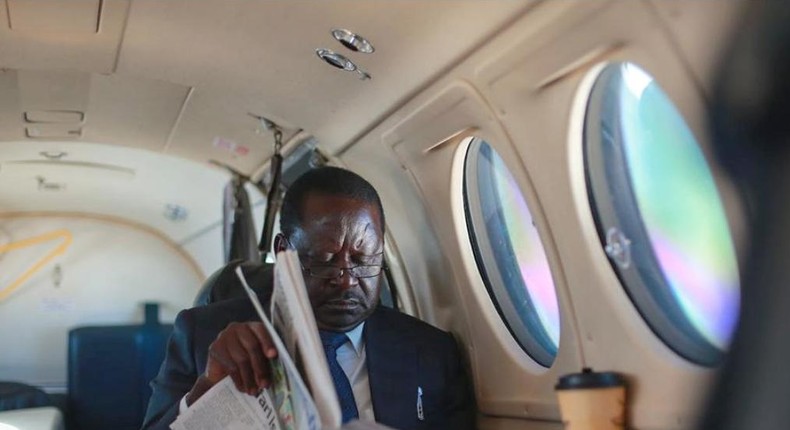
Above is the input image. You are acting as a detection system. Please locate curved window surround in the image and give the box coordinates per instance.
[463,138,561,367]
[584,62,740,365]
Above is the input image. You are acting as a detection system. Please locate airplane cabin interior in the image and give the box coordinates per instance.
[0,1,786,429]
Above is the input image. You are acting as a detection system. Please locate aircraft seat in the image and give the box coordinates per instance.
[67,303,172,430]
[192,259,273,307]
[0,381,51,411]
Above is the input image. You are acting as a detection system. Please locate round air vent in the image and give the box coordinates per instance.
[316,48,357,71]
[331,28,374,53]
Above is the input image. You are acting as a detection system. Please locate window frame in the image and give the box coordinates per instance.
[463,137,561,367]
[583,62,735,366]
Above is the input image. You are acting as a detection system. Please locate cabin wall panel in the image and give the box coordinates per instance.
[474,1,730,428]
[340,81,581,427]
[0,216,201,390]
[178,187,266,281]
[179,223,224,283]
[339,1,743,429]
[648,0,745,97]
[338,143,441,323]
[0,141,233,252]
[383,81,583,422]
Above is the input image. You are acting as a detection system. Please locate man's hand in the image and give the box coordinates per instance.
[186,322,278,405]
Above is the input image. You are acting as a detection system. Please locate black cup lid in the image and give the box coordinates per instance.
[555,368,626,390]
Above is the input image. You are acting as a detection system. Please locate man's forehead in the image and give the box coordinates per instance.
[300,216,379,243]
[300,194,380,226]
[296,224,382,259]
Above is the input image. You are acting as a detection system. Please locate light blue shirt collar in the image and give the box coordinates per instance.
[345,322,365,355]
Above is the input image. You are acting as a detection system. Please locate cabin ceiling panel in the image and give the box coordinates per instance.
[0,0,130,73]
[18,69,91,112]
[117,0,534,152]
[0,70,23,142]
[0,141,230,244]
[0,70,289,163]
[165,85,299,175]
[84,73,191,151]
[0,70,194,151]
[0,69,91,141]
[7,0,101,34]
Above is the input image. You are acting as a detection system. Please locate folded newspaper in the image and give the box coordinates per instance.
[170,250,393,430]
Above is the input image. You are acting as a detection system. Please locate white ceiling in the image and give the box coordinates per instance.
[0,140,256,241]
[0,0,534,242]
[0,0,534,174]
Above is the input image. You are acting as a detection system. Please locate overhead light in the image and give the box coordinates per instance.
[331,28,375,54]
[315,48,372,80]
[316,48,357,71]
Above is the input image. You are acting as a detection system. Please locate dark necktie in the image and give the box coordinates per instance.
[319,330,359,423]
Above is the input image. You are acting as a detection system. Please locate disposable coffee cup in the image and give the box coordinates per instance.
[555,368,626,430]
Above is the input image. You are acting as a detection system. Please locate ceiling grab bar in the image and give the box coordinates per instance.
[222,174,259,263]
[259,119,284,263]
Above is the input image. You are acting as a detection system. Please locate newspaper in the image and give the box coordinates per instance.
[270,250,341,428]
[170,250,341,430]
[169,376,281,430]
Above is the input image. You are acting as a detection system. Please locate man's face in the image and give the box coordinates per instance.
[289,193,384,332]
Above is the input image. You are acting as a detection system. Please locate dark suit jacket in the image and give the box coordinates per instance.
[141,294,475,429]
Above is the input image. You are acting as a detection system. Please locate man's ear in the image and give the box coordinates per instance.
[274,233,288,253]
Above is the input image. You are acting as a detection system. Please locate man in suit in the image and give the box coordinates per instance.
[142,167,475,430]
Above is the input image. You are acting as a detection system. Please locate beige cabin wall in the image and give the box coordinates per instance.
[339,1,745,429]
[0,215,203,390]
[179,184,268,280]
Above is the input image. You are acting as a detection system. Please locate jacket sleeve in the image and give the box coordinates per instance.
[141,309,199,430]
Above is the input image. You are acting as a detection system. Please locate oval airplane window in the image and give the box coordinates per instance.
[463,138,561,367]
[584,62,740,365]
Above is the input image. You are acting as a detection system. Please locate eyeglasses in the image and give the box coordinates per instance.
[302,264,383,279]
[283,236,384,279]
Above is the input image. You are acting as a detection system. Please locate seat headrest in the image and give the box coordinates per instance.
[193,260,273,307]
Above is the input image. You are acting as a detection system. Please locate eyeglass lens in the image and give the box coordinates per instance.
[309,265,381,279]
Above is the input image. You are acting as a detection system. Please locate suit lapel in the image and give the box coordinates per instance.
[365,307,418,430]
